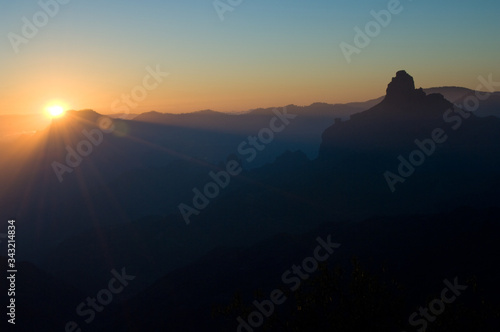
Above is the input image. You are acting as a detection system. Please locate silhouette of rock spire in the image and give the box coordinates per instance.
[382,70,425,105]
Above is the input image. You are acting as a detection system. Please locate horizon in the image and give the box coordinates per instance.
[0,77,497,142]
[1,83,498,117]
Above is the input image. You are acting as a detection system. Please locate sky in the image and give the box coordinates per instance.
[1,0,499,115]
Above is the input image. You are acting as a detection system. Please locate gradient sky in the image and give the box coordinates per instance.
[1,0,499,115]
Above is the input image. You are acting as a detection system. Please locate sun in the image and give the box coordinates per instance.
[46,105,65,118]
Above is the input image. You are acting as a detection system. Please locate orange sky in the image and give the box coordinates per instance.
[1,1,499,116]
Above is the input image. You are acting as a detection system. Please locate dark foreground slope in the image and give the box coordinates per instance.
[2,71,500,331]
[3,207,492,332]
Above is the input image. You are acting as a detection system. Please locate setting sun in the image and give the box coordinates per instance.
[46,105,65,118]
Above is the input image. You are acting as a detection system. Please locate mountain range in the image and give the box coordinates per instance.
[1,71,499,331]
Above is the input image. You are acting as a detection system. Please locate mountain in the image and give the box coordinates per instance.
[107,112,140,120]
[3,70,500,331]
[133,101,381,162]
[1,85,497,145]
[317,71,500,216]
[0,110,255,261]
[8,206,500,331]
[35,70,500,306]
[133,101,382,131]
[94,207,500,331]
[424,86,500,118]
[0,102,350,262]
[321,70,454,152]
[0,98,381,263]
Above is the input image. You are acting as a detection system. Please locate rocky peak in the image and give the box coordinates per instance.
[383,70,425,105]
